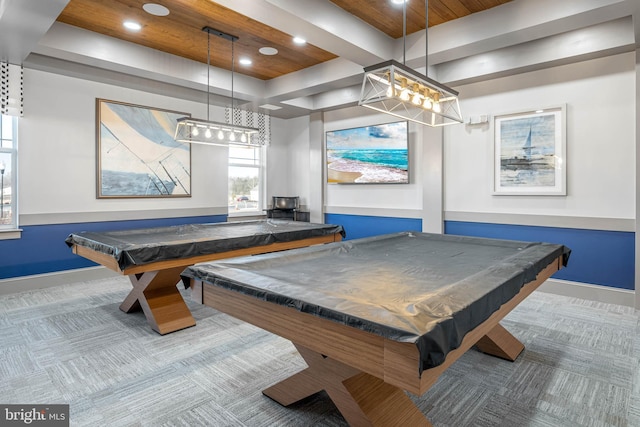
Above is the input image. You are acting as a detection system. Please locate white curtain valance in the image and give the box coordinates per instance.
[1,62,23,117]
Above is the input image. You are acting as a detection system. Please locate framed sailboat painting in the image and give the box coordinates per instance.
[96,99,191,198]
[493,105,566,195]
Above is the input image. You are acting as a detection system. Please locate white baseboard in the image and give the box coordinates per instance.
[0,266,120,296]
[538,278,636,308]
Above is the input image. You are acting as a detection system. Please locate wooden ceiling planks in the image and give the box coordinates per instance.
[56,0,511,80]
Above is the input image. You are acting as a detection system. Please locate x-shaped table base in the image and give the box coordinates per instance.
[119,266,195,335]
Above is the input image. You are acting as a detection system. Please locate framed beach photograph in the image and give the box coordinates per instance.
[326,121,409,184]
[493,105,566,195]
[96,99,191,198]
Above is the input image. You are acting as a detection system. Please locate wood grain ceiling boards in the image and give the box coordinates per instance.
[56,0,512,81]
[329,0,513,38]
[56,0,337,80]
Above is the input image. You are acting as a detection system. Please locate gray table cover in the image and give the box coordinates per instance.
[181,232,570,372]
[65,220,345,270]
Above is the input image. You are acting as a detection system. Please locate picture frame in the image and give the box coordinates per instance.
[493,105,566,195]
[326,121,409,184]
[96,99,191,198]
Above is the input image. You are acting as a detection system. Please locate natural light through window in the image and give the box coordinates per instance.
[0,114,17,230]
[228,145,264,216]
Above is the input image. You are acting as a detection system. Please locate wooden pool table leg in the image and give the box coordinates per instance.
[263,343,432,427]
[119,267,196,335]
[475,323,525,361]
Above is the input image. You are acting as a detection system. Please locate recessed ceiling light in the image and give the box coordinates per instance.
[259,104,282,111]
[259,47,278,56]
[123,21,142,31]
[391,0,408,4]
[292,36,306,45]
[239,58,252,66]
[143,3,170,16]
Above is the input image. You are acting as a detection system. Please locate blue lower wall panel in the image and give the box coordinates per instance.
[445,220,634,291]
[0,214,227,280]
[325,213,422,241]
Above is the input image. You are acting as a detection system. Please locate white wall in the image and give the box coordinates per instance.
[265,116,291,206]
[444,53,636,220]
[287,116,312,208]
[267,115,312,207]
[19,69,229,220]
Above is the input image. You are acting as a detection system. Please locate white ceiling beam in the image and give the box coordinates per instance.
[436,17,635,86]
[211,0,394,67]
[32,23,266,103]
[0,0,69,63]
[398,0,636,68]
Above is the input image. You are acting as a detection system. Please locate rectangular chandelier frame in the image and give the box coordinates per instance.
[173,26,262,148]
[174,116,260,147]
[359,60,463,127]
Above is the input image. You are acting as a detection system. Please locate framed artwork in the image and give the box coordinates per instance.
[96,99,191,198]
[493,105,566,195]
[326,121,409,184]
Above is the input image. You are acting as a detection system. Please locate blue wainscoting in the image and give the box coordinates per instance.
[0,215,227,280]
[445,221,635,290]
[324,213,422,241]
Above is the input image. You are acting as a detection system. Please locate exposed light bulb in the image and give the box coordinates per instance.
[229,132,236,142]
[399,78,410,101]
[411,84,421,105]
[386,85,394,97]
[423,97,432,110]
[432,93,441,113]
[240,133,247,143]
[218,130,224,140]
[204,128,212,138]
[192,127,199,136]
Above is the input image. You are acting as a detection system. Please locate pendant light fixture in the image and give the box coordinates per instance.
[175,26,261,146]
[358,0,463,127]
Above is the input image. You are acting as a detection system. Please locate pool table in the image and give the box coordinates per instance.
[182,232,569,426]
[65,220,344,334]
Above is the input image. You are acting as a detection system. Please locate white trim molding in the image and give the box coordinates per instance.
[19,207,229,226]
[0,266,119,296]
[539,278,636,308]
[325,206,423,219]
[445,211,634,232]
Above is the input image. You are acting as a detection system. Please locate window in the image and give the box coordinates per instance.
[0,114,17,230]
[228,145,265,216]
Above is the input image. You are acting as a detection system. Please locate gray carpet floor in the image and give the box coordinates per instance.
[0,276,638,426]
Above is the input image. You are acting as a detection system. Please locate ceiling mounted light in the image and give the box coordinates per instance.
[123,21,142,31]
[259,47,278,56]
[292,36,306,45]
[142,3,170,16]
[359,0,463,127]
[174,26,262,147]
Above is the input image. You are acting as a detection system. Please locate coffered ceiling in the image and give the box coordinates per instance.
[0,0,638,118]
[54,0,512,80]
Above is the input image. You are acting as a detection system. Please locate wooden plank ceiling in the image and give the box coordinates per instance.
[56,0,512,81]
